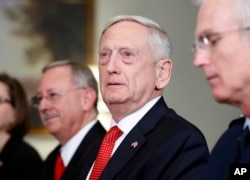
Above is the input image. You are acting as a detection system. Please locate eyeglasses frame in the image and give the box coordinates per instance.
[192,26,250,53]
[32,87,84,108]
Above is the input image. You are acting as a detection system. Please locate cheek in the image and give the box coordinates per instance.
[99,71,106,87]
[63,97,82,115]
[0,108,15,130]
[133,69,156,91]
[6,108,15,122]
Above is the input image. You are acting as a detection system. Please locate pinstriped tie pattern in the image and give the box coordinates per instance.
[90,126,122,180]
[54,153,65,180]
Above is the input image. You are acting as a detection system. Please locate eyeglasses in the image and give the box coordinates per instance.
[192,27,250,53]
[32,87,84,108]
[0,96,11,104]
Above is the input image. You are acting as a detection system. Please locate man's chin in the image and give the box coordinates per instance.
[212,90,230,104]
[47,127,59,135]
[105,96,125,105]
[45,121,59,133]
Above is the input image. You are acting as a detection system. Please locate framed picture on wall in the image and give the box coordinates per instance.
[0,0,94,134]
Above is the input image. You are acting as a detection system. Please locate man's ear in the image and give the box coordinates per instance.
[81,88,97,111]
[155,59,172,90]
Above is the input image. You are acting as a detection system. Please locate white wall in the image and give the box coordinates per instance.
[26,0,242,159]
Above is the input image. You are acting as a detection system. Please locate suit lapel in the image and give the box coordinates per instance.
[100,97,169,179]
[62,121,106,180]
[41,145,61,180]
[101,126,146,179]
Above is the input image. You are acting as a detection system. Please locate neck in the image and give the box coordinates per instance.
[241,103,250,117]
[108,103,144,122]
[108,96,161,122]
[58,110,97,145]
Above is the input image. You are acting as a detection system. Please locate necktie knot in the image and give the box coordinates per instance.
[104,126,123,143]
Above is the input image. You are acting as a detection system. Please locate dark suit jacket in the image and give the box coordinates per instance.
[40,121,106,180]
[94,97,209,180]
[205,116,246,180]
[0,136,43,180]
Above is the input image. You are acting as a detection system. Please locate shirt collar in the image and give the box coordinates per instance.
[110,96,161,135]
[60,119,97,166]
[243,117,250,130]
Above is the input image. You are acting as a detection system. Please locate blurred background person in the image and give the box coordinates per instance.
[35,60,106,180]
[0,73,43,180]
[193,0,250,179]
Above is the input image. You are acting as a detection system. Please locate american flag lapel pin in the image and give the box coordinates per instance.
[131,141,138,148]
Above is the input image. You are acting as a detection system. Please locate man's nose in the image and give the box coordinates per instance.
[193,50,210,67]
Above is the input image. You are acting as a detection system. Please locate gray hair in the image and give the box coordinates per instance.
[100,15,172,61]
[42,60,99,112]
[235,0,250,29]
[192,0,250,29]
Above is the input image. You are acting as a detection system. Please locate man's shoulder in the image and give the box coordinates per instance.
[229,115,245,128]
[89,120,107,135]
[213,116,245,144]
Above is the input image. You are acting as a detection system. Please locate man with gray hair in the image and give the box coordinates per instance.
[86,15,209,180]
[34,60,106,180]
[192,0,250,179]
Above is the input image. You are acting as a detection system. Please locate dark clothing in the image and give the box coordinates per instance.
[82,97,209,180]
[205,116,248,180]
[0,136,43,180]
[40,121,106,180]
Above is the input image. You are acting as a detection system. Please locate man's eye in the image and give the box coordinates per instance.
[125,52,132,57]
[100,52,109,58]
[36,96,43,102]
[200,33,220,47]
[121,51,133,58]
[49,92,59,100]
[208,35,221,46]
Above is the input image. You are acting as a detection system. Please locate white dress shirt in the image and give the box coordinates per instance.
[60,119,97,166]
[110,96,161,154]
[244,117,250,130]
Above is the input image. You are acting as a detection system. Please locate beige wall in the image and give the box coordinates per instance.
[26,0,242,159]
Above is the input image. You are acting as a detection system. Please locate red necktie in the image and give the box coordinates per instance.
[54,153,65,180]
[90,126,123,180]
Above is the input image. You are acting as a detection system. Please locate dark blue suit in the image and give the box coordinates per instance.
[90,97,209,180]
[40,121,106,180]
[205,116,248,180]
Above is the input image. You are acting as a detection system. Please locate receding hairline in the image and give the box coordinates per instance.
[101,15,167,36]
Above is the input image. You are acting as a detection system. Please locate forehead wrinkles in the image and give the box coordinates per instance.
[100,21,149,49]
[39,68,73,91]
[197,0,238,35]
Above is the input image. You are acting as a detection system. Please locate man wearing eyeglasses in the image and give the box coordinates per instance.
[36,60,106,180]
[193,0,250,179]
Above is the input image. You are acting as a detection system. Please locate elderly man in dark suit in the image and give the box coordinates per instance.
[193,0,250,179]
[84,15,209,180]
[34,60,106,180]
